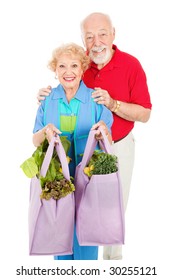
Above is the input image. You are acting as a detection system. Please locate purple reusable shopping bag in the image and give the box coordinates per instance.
[75,128,125,246]
[29,136,75,255]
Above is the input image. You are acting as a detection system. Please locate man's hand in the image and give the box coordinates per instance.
[92,87,114,110]
[37,86,52,104]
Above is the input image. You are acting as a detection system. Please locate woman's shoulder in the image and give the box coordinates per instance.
[80,80,94,93]
[47,84,64,100]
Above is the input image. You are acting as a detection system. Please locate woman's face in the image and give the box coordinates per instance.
[56,54,83,92]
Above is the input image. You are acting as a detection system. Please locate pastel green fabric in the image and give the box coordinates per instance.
[59,98,80,133]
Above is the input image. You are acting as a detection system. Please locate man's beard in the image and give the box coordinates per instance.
[89,46,111,65]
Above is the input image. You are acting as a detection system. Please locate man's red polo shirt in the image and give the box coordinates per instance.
[83,45,152,141]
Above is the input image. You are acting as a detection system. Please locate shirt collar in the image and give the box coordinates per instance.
[52,80,88,103]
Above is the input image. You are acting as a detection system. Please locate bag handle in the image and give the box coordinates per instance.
[55,136,70,181]
[80,127,112,170]
[40,135,70,181]
[98,127,112,154]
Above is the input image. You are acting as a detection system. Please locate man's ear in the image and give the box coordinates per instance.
[113,27,116,38]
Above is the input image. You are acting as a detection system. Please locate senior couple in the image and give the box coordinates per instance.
[33,12,152,260]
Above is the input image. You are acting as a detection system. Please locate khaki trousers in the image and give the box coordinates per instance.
[103,132,135,260]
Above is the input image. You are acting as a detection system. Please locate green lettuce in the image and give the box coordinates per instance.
[20,137,75,200]
[84,150,118,177]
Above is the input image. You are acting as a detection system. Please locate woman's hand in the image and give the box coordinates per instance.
[44,124,62,143]
[37,86,52,104]
[91,121,112,143]
[33,123,61,147]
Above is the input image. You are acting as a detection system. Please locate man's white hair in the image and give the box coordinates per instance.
[80,12,114,37]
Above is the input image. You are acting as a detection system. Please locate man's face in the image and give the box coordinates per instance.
[82,14,115,66]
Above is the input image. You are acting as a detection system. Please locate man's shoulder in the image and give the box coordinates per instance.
[114,45,142,66]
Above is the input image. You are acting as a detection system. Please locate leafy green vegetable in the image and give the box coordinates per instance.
[20,137,75,200]
[40,178,75,200]
[84,150,118,177]
[20,156,38,178]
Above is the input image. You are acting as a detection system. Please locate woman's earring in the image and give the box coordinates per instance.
[55,75,58,79]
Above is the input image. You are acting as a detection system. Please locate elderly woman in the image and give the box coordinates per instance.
[33,43,113,260]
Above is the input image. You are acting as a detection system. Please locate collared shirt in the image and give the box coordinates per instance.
[33,81,113,135]
[33,81,113,176]
[83,45,152,141]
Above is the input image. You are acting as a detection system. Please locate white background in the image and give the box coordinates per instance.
[0,0,172,279]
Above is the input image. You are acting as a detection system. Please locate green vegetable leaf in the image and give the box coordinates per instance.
[60,136,71,155]
[20,157,38,178]
[20,137,75,200]
[84,150,118,177]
